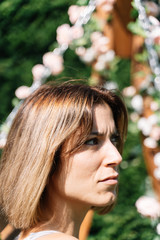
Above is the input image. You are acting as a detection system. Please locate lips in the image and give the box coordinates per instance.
[99,174,119,182]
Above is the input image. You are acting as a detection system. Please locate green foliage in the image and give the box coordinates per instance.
[109,58,131,90]
[127,20,146,37]
[0,0,75,121]
[134,49,148,63]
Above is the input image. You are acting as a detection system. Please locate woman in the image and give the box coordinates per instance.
[0,82,128,240]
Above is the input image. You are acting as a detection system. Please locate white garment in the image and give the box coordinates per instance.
[19,230,59,240]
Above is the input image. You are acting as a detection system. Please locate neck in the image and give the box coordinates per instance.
[37,187,90,238]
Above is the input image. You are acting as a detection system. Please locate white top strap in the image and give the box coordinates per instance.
[21,230,59,240]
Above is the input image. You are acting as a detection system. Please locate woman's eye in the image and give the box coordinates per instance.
[110,135,120,146]
[85,138,99,146]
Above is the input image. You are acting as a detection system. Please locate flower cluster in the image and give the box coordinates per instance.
[96,0,116,13]
[123,84,160,177]
[123,1,160,183]
[15,1,116,99]
[135,195,160,219]
[144,0,160,45]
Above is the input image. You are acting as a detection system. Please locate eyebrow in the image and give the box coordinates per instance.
[90,130,118,136]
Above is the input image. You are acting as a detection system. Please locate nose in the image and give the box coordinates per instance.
[102,141,122,167]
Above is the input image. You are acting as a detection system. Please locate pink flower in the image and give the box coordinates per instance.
[156,223,160,235]
[71,26,84,39]
[149,16,160,26]
[123,86,136,97]
[101,3,114,12]
[144,1,160,17]
[150,27,160,41]
[56,24,72,45]
[96,0,106,6]
[154,152,160,167]
[154,168,160,180]
[130,112,139,122]
[96,0,115,6]
[15,86,31,99]
[143,137,157,148]
[150,126,160,141]
[135,196,160,219]
[150,101,159,111]
[92,35,110,54]
[43,52,64,75]
[131,95,143,114]
[96,0,115,12]
[94,60,106,71]
[91,32,102,43]
[68,5,86,24]
[80,47,96,63]
[155,36,160,45]
[75,47,86,56]
[32,64,46,82]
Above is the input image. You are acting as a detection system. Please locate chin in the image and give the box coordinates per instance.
[92,192,117,215]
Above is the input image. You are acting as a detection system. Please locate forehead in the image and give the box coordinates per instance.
[92,104,115,134]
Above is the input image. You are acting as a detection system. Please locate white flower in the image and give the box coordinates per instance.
[71,26,84,39]
[150,101,159,111]
[91,32,103,42]
[32,64,46,82]
[75,47,86,56]
[123,86,136,97]
[101,3,114,12]
[97,50,115,63]
[80,47,96,63]
[150,126,160,141]
[154,152,160,167]
[150,27,160,39]
[68,5,86,24]
[43,52,64,75]
[156,223,160,235]
[15,86,31,99]
[96,0,116,12]
[131,95,143,114]
[148,114,158,125]
[143,137,157,148]
[94,60,106,71]
[137,117,152,136]
[154,168,160,180]
[149,16,160,26]
[145,2,160,17]
[92,36,110,54]
[56,24,72,45]
[96,0,106,6]
[130,112,139,122]
[104,81,118,90]
[137,117,147,130]
[135,196,160,218]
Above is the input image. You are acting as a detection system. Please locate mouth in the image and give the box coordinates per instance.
[99,174,119,185]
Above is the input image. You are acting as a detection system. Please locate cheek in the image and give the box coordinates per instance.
[70,150,102,177]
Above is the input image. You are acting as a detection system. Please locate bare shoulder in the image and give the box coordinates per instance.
[38,233,78,240]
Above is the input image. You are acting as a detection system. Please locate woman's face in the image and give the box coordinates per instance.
[52,104,122,210]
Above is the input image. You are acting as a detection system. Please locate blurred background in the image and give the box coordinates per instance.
[0,0,160,239]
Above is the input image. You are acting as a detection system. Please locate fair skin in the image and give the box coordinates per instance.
[27,104,122,240]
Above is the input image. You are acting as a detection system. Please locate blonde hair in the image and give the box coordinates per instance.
[0,82,128,229]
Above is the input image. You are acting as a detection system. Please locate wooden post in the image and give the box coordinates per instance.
[131,35,160,201]
[112,0,132,58]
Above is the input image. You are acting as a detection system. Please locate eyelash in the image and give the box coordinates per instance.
[110,135,120,146]
[84,134,120,147]
[85,138,99,146]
